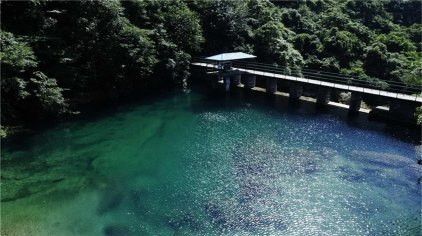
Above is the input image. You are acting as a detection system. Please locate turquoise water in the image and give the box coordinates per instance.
[1,89,421,235]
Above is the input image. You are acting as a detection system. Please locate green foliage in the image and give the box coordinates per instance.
[340,60,389,90]
[163,2,204,53]
[340,60,366,77]
[416,106,422,125]
[0,31,37,70]
[280,8,306,32]
[323,30,364,66]
[0,31,35,106]
[306,56,340,72]
[254,22,304,73]
[0,126,7,138]
[405,24,422,51]
[123,0,202,86]
[386,0,422,26]
[294,33,323,59]
[375,31,416,53]
[119,24,158,78]
[1,30,66,124]
[192,0,251,54]
[123,0,203,54]
[2,77,30,100]
[338,92,351,105]
[27,71,67,115]
[51,0,158,93]
[343,21,373,44]
[400,52,422,87]
[345,0,393,32]
[320,10,351,29]
[364,42,389,79]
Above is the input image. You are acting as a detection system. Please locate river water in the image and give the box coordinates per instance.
[1,88,421,235]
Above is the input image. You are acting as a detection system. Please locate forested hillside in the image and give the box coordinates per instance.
[1,0,421,133]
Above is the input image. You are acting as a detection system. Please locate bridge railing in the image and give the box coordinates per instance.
[231,61,421,95]
[192,57,421,99]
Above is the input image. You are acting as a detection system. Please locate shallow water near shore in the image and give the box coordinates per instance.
[1,88,421,235]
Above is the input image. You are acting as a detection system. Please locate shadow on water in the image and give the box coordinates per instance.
[1,87,182,150]
[3,81,420,149]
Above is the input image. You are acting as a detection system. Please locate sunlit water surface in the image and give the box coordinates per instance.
[1,89,421,235]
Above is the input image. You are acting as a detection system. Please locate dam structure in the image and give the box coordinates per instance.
[192,52,422,122]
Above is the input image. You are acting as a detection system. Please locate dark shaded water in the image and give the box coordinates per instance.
[1,88,421,235]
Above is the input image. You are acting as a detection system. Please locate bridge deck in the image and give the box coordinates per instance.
[192,62,422,103]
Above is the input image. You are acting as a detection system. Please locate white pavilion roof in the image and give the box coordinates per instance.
[205,52,256,61]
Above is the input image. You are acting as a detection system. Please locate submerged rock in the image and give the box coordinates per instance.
[351,150,415,168]
[341,174,365,183]
[1,186,32,202]
[205,202,235,230]
[166,213,202,231]
[103,224,132,236]
[1,174,66,202]
[97,186,124,215]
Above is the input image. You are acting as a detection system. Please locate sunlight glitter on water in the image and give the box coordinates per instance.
[1,91,421,235]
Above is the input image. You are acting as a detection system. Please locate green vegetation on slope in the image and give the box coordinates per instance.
[1,0,421,131]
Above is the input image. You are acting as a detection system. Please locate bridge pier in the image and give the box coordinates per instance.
[210,74,222,90]
[289,83,303,100]
[388,100,419,123]
[266,77,277,94]
[316,87,331,105]
[243,74,256,89]
[224,75,231,92]
[231,73,241,88]
[349,92,362,112]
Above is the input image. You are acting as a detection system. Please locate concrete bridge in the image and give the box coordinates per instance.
[191,54,422,123]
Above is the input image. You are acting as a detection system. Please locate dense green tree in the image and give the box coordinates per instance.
[163,3,203,53]
[401,51,422,87]
[406,24,422,52]
[386,0,422,26]
[364,42,389,80]
[280,9,305,32]
[304,0,337,13]
[305,56,340,72]
[51,1,157,95]
[322,29,364,67]
[375,31,416,53]
[343,21,373,44]
[363,41,420,87]
[345,0,394,33]
[294,33,323,59]
[191,0,250,54]
[122,0,203,87]
[1,31,66,124]
[246,0,281,29]
[123,0,203,54]
[0,32,37,70]
[254,22,304,74]
[320,10,351,30]
[341,60,388,89]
